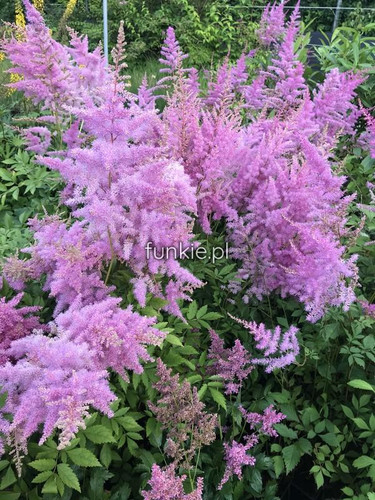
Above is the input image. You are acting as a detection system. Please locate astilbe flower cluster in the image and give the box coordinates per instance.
[218,406,285,489]
[0,334,116,455]
[228,314,300,371]
[142,464,203,500]
[149,359,217,469]
[208,329,253,394]
[208,315,299,393]
[218,435,258,490]
[0,293,41,364]
[239,404,285,437]
[257,1,285,46]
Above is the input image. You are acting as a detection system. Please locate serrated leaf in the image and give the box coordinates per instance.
[320,433,340,447]
[187,301,197,320]
[0,466,17,489]
[273,455,284,478]
[42,475,58,494]
[67,448,101,467]
[117,416,143,432]
[353,456,375,469]
[28,459,56,472]
[165,334,183,346]
[282,444,301,474]
[198,383,208,400]
[348,380,374,392]
[196,305,208,319]
[57,463,81,492]
[32,470,53,483]
[209,387,226,410]
[201,312,222,320]
[84,425,115,444]
[315,470,324,489]
[100,444,112,468]
[274,424,298,439]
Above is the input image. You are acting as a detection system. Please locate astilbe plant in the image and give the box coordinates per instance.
[0,0,369,491]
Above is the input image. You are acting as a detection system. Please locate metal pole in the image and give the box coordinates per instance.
[332,0,343,31]
[103,0,109,65]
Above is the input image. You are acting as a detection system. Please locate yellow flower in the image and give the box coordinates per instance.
[0,52,5,62]
[15,0,26,30]
[32,0,44,11]
[62,0,78,21]
[6,72,22,96]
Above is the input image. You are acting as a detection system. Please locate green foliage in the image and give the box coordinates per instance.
[0,127,61,259]
[315,24,375,107]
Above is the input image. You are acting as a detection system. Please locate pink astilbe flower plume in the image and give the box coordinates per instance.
[228,314,300,372]
[218,435,257,490]
[0,293,41,364]
[0,334,116,454]
[257,1,286,46]
[239,404,285,437]
[142,464,203,500]
[208,329,253,394]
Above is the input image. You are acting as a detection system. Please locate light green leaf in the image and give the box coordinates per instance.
[84,425,115,444]
[187,301,198,320]
[201,312,222,320]
[67,448,101,467]
[209,387,226,410]
[28,459,56,472]
[353,456,375,469]
[165,334,183,347]
[274,424,298,439]
[273,455,284,478]
[57,463,81,492]
[348,380,375,392]
[41,475,58,494]
[32,470,53,484]
[100,444,112,468]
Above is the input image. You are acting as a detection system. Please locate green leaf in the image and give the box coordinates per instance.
[353,456,375,469]
[273,455,284,478]
[315,470,324,489]
[100,444,112,468]
[67,448,101,467]
[198,383,208,400]
[320,433,340,447]
[84,425,115,444]
[196,305,208,319]
[352,418,369,430]
[28,459,56,472]
[282,444,301,474]
[201,312,222,320]
[348,380,375,392]
[273,424,298,439]
[57,463,81,492]
[32,470,54,483]
[117,416,143,432]
[0,466,17,489]
[42,475,58,494]
[187,301,197,320]
[209,387,227,410]
[0,493,20,500]
[165,334,183,347]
